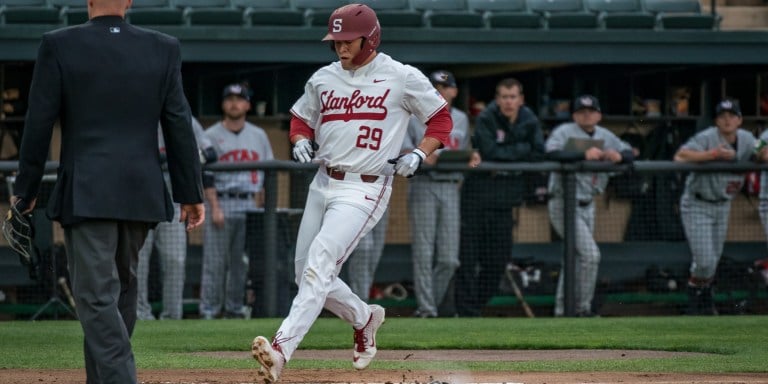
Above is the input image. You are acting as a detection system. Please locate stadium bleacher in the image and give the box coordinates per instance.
[0,0,723,30]
[586,0,656,29]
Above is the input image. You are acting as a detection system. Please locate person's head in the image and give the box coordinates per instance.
[572,94,602,133]
[495,78,524,120]
[714,98,742,135]
[88,0,132,19]
[221,83,251,121]
[429,70,458,106]
[322,4,380,70]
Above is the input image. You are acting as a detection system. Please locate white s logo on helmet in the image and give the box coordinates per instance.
[332,18,342,33]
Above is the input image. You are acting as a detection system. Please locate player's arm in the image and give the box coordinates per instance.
[545,127,584,162]
[674,147,720,162]
[289,116,316,163]
[204,187,224,227]
[389,107,452,177]
[419,107,452,154]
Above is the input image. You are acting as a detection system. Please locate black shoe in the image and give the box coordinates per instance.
[699,286,718,316]
[686,285,718,315]
[575,310,600,318]
[223,311,245,319]
[412,309,437,318]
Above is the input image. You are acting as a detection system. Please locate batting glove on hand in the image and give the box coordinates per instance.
[292,139,315,163]
[388,149,427,178]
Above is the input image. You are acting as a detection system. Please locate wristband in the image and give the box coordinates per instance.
[413,148,427,161]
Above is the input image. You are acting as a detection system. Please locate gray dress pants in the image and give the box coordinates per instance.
[65,220,150,384]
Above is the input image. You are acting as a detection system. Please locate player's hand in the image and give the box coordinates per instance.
[718,145,736,161]
[759,146,768,162]
[292,139,315,163]
[388,149,426,178]
[469,151,482,168]
[585,147,603,161]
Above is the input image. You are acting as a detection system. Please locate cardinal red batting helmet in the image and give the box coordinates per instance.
[322,4,381,66]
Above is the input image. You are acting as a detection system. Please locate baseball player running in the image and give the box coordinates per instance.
[404,70,474,318]
[199,83,274,319]
[136,117,215,320]
[546,95,634,317]
[250,4,452,382]
[675,99,756,315]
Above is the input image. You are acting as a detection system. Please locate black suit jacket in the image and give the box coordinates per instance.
[15,16,203,225]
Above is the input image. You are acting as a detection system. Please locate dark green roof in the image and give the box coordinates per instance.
[1,25,767,64]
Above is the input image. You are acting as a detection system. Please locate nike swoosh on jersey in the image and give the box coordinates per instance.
[364,195,377,201]
[373,79,386,83]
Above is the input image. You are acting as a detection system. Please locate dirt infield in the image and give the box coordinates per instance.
[3,349,768,384]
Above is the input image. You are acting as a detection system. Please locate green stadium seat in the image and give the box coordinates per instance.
[586,0,654,29]
[0,0,60,25]
[528,0,597,29]
[356,0,422,28]
[292,0,348,27]
[643,0,720,30]
[51,0,87,25]
[467,0,541,29]
[411,0,484,28]
[127,0,184,26]
[175,0,242,26]
[235,0,303,27]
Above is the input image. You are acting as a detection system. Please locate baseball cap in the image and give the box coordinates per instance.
[429,70,457,88]
[222,83,250,101]
[573,94,601,112]
[715,99,741,117]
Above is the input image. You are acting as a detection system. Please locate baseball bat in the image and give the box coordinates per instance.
[58,276,76,310]
[505,265,535,318]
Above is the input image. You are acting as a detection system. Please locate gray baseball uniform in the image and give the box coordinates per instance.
[137,117,212,320]
[546,122,631,316]
[199,120,273,318]
[758,131,768,253]
[679,127,755,282]
[403,106,470,317]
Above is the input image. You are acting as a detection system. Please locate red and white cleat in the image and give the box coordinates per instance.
[352,304,385,370]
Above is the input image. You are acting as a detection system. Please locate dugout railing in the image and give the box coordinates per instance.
[1,159,768,318]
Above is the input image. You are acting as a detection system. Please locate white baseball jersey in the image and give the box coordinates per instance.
[204,121,274,193]
[290,53,447,176]
[680,127,755,201]
[546,122,631,201]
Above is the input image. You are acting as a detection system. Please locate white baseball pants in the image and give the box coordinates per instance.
[275,169,392,361]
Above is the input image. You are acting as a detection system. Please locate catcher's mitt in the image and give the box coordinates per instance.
[2,203,39,280]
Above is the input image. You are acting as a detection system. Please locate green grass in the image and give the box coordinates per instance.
[1,316,767,372]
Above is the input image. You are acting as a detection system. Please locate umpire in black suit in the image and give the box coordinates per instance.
[11,0,205,382]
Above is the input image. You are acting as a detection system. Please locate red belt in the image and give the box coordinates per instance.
[326,167,379,183]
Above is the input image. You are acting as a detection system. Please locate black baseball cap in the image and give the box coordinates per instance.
[573,94,601,112]
[429,70,457,88]
[222,83,250,101]
[715,99,741,117]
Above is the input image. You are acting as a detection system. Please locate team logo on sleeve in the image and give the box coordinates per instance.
[320,89,390,123]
